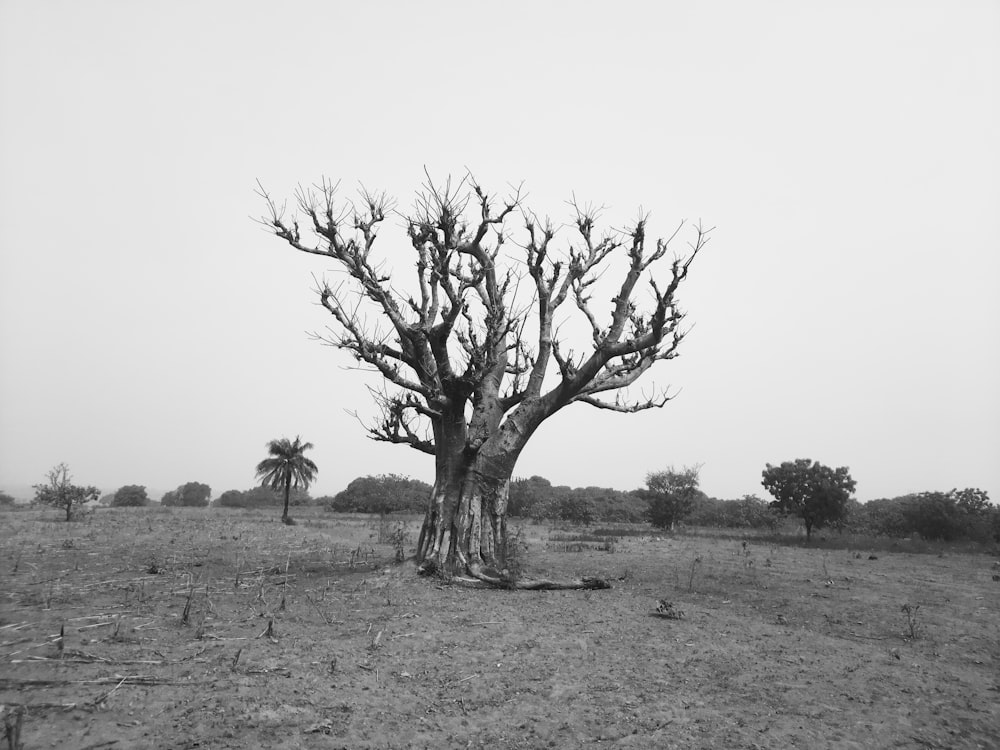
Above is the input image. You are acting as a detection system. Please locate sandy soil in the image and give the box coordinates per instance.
[1,508,998,749]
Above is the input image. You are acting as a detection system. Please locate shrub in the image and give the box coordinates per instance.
[326,475,429,514]
[161,482,211,507]
[216,489,248,508]
[112,485,149,507]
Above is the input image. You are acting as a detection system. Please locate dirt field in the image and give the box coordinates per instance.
[2,507,998,749]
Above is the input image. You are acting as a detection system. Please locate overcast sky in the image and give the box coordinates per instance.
[1,1,997,503]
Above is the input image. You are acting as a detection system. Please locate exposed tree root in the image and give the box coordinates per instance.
[417,561,610,590]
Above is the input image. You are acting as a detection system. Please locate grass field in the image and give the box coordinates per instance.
[2,506,998,749]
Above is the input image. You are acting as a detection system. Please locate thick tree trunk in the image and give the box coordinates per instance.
[416,459,510,578]
[416,449,608,590]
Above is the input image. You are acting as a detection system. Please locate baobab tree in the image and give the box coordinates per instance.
[258,174,710,587]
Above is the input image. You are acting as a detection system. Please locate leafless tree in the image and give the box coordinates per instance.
[258,174,711,587]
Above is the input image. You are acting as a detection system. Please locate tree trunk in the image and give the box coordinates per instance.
[416,450,608,590]
[282,477,291,522]
[416,458,510,578]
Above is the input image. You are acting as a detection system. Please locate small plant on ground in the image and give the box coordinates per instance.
[3,704,26,750]
[388,522,409,563]
[350,545,375,569]
[821,556,833,586]
[501,525,529,586]
[687,555,702,591]
[654,599,685,619]
[181,583,195,625]
[901,603,921,639]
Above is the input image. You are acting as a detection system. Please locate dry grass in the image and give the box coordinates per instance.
[1,506,998,749]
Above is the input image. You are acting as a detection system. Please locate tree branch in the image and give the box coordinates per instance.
[361,389,437,455]
[259,175,710,466]
[574,390,676,413]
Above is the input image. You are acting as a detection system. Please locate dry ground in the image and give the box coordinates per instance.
[1,507,998,749]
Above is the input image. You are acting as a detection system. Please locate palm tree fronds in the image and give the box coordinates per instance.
[254,435,318,521]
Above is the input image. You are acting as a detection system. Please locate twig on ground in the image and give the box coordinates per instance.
[303,592,334,624]
[255,618,276,640]
[90,676,128,707]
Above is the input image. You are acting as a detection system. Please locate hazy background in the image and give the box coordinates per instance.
[1,1,997,503]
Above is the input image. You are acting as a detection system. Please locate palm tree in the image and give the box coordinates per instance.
[255,436,318,524]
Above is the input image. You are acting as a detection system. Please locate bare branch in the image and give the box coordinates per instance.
[363,389,437,455]
[259,175,709,472]
[574,389,676,413]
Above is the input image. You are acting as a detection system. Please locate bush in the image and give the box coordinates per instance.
[161,482,211,508]
[216,489,248,508]
[0,491,16,508]
[326,475,429,514]
[112,485,149,507]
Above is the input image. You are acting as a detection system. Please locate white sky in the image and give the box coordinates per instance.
[1,0,997,503]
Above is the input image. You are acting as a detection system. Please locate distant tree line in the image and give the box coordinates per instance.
[21,461,997,545]
[842,488,998,543]
[685,494,781,530]
[216,486,311,509]
[327,467,996,545]
[508,476,648,524]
